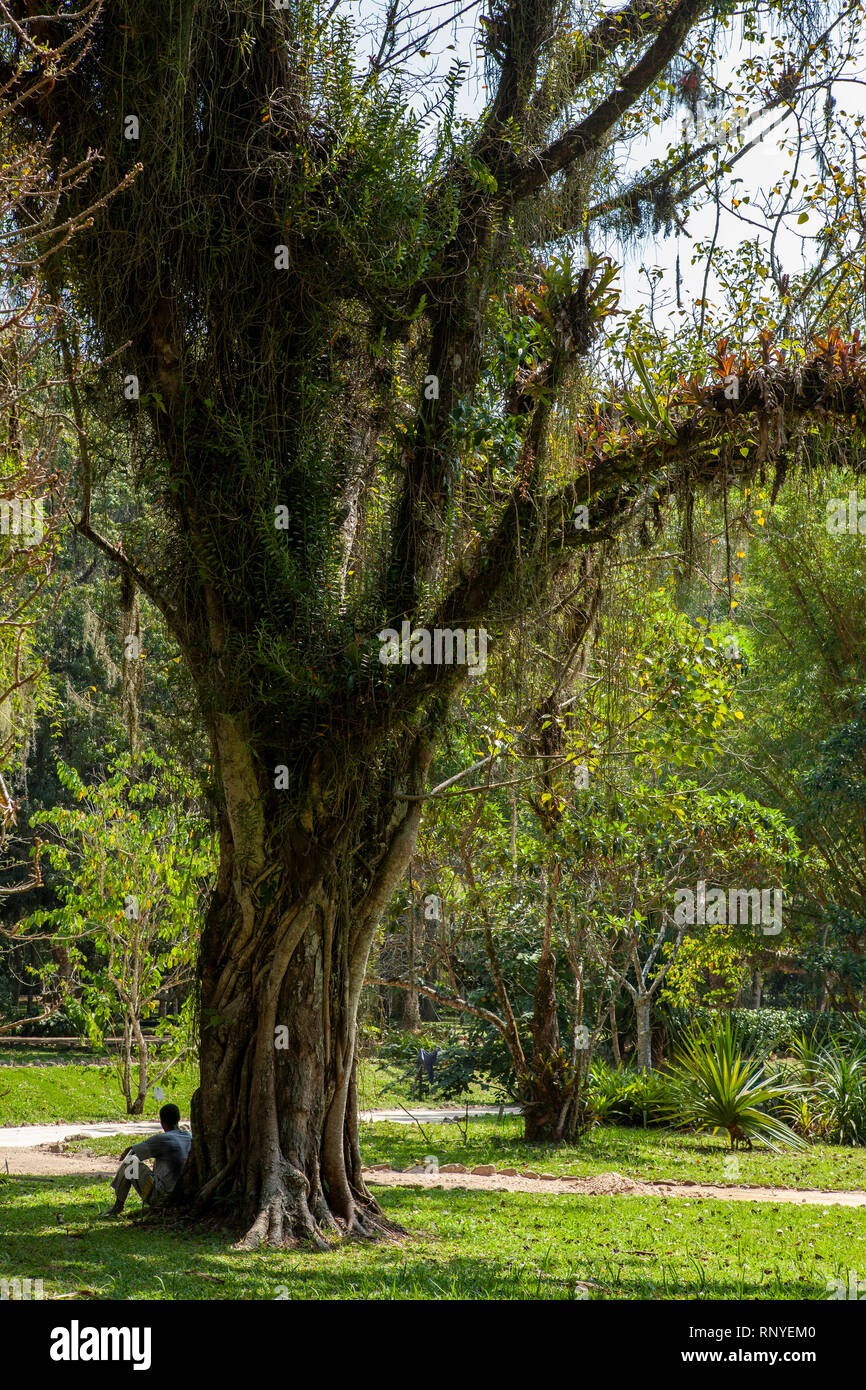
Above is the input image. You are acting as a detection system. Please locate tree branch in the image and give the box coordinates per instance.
[501,0,714,199]
[369,975,506,1032]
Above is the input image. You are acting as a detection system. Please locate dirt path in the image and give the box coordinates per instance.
[0,1145,118,1177]
[363,1164,866,1207]
[0,1122,161,1148]
[4,1143,866,1207]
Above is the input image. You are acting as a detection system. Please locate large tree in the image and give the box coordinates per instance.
[8,0,866,1244]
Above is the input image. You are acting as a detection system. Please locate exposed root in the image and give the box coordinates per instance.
[234,1164,405,1249]
[345,1182,407,1240]
[238,1160,329,1250]
[346,1205,406,1240]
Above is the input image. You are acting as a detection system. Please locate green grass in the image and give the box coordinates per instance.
[65,1117,866,1195]
[0,1048,110,1066]
[0,1059,198,1126]
[6,1071,865,1302]
[0,1053,496,1125]
[358,1116,866,1190]
[0,1167,863,1300]
[356,1054,503,1109]
[9,1051,866,1195]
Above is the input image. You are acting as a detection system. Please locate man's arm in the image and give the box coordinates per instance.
[124,1135,163,1162]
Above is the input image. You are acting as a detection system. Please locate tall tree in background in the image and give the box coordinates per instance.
[0,0,125,1030]
[8,0,866,1244]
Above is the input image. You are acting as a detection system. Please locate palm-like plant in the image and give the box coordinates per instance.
[663,1017,807,1152]
[777,1089,827,1140]
[813,1044,866,1145]
[790,1029,822,1084]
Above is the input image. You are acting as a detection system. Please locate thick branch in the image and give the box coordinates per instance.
[529,0,676,127]
[502,0,713,199]
[365,338,866,740]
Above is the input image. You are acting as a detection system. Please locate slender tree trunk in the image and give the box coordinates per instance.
[819,970,831,1011]
[523,862,564,1143]
[635,994,652,1073]
[131,1014,148,1116]
[609,998,621,1067]
[120,1021,133,1114]
[403,867,421,1031]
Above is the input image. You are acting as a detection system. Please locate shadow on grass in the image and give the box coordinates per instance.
[0,1173,842,1302]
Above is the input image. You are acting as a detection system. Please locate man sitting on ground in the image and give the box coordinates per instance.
[102,1102,191,1217]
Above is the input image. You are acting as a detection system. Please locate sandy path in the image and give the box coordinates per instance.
[0,1145,118,1177]
[3,1144,866,1208]
[363,1165,866,1206]
[0,1122,160,1148]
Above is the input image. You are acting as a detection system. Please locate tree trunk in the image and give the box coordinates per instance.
[523,862,565,1143]
[186,719,430,1247]
[523,945,562,1143]
[635,994,652,1073]
[130,1013,148,1116]
[189,846,381,1244]
[609,998,621,1067]
[119,1021,133,1114]
[403,870,421,1031]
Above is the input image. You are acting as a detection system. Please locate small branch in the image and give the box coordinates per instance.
[73,517,182,639]
[369,975,505,1033]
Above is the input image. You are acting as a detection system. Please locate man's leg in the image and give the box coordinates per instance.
[104,1156,155,1215]
[131,1161,155,1205]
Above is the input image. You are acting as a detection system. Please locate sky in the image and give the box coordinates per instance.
[346,0,866,332]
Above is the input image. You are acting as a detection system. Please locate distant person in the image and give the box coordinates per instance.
[416,1046,439,1099]
[102,1103,191,1217]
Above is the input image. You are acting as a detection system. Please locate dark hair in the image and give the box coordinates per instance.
[159,1103,181,1129]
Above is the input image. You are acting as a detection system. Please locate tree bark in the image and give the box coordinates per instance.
[523,861,566,1143]
[131,1013,148,1116]
[635,993,652,1073]
[186,721,431,1247]
[609,998,621,1067]
[403,868,421,1031]
[188,838,384,1244]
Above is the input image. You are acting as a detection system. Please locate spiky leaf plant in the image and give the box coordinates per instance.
[663,1016,806,1152]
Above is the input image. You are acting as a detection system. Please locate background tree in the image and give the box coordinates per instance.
[0,0,127,1032]
[19,754,215,1111]
[375,585,803,1126]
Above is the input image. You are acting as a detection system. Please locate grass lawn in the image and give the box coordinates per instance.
[6,1046,865,1195]
[5,1061,866,1302]
[67,1116,866,1192]
[356,1055,503,1109]
[0,1054,498,1126]
[0,1059,199,1126]
[359,1116,866,1191]
[0,1048,113,1066]
[0,1167,863,1300]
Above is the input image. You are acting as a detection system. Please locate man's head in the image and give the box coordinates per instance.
[159,1103,181,1131]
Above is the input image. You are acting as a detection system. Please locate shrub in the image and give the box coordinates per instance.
[673,1007,836,1057]
[813,1043,866,1145]
[662,1016,806,1151]
[585,1062,635,1124]
[379,1031,506,1101]
[585,1062,678,1128]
